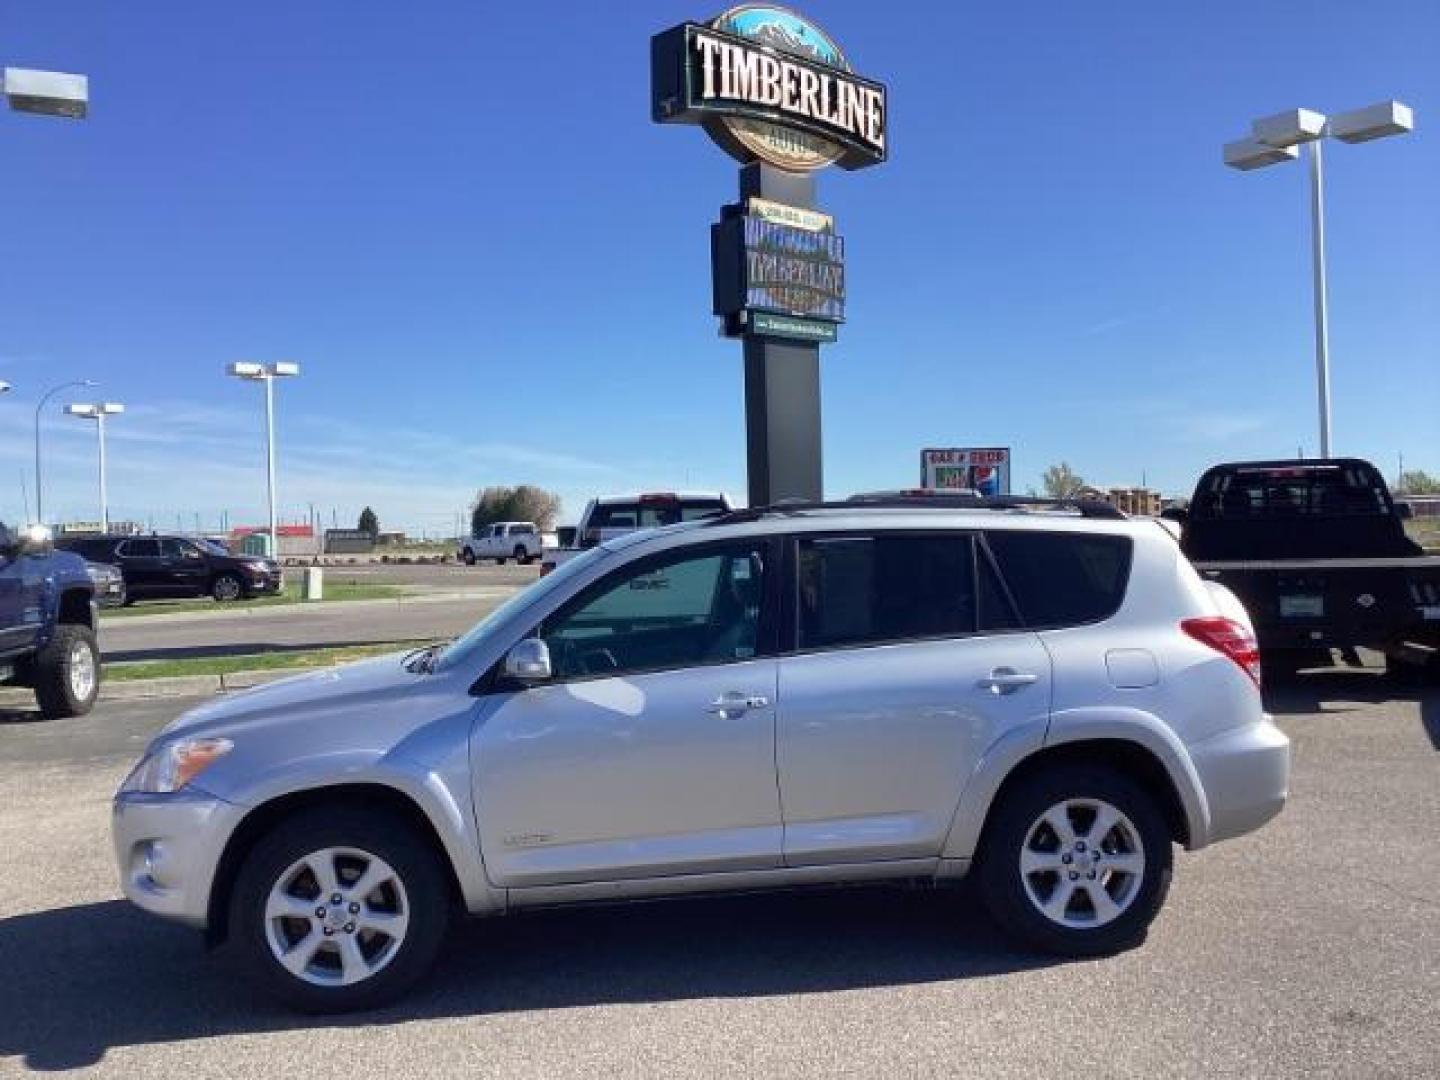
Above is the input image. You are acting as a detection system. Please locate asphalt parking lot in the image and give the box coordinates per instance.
[0,669,1436,1078]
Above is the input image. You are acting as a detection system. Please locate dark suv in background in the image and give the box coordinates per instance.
[58,534,284,603]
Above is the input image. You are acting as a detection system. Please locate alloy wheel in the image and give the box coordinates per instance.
[263,847,411,987]
[1019,798,1145,930]
[67,639,97,701]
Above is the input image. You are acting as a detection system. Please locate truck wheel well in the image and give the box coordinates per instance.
[984,739,1190,849]
[205,784,463,946]
[58,589,94,629]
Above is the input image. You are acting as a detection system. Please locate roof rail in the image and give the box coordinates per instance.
[707,494,1127,526]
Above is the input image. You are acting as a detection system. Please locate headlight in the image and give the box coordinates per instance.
[121,737,233,794]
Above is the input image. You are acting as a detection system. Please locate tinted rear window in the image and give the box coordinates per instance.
[797,534,977,649]
[986,531,1131,628]
[1191,463,1389,520]
[591,499,727,530]
[63,537,114,560]
[119,538,160,558]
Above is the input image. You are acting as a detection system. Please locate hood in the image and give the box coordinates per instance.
[163,650,427,738]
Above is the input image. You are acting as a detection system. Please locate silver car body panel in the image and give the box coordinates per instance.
[113,508,1289,930]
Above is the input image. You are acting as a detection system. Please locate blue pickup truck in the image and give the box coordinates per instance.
[0,523,101,717]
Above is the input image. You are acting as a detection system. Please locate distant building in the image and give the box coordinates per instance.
[231,523,319,557]
[1104,487,1164,517]
[323,528,375,555]
[1075,486,1165,517]
[56,520,143,536]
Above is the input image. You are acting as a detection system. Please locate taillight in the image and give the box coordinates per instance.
[1182,616,1262,688]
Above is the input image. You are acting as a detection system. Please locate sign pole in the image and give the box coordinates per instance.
[738,163,823,506]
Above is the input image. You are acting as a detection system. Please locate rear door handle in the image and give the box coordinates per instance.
[707,692,770,717]
[977,667,1039,695]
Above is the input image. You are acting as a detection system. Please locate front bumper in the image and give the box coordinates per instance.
[112,789,245,928]
[246,572,284,595]
[1188,717,1291,845]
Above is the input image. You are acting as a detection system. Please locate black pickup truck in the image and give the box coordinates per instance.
[1177,458,1440,679]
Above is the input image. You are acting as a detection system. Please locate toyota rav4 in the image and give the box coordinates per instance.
[112,497,1289,1011]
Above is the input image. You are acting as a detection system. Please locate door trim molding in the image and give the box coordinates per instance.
[505,857,938,908]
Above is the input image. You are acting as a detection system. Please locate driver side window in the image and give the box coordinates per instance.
[540,542,771,681]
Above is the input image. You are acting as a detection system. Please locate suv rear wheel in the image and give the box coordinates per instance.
[34,623,101,719]
[229,807,451,1013]
[976,764,1172,956]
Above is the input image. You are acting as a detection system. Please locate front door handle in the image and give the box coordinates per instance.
[977,667,1039,695]
[707,692,771,717]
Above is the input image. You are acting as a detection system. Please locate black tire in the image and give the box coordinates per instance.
[212,573,245,602]
[976,764,1172,957]
[228,806,451,1013]
[462,549,476,566]
[34,623,101,719]
[494,555,507,565]
[512,545,527,564]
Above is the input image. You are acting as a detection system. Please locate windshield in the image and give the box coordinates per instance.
[437,545,612,671]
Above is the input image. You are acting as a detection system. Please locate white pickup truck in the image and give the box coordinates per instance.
[540,491,733,574]
[458,522,548,566]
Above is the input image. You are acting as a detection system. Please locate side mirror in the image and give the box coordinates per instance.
[1161,507,1189,525]
[504,639,552,683]
[1395,501,1414,521]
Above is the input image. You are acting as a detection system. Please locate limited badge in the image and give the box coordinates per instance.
[1356,593,1376,608]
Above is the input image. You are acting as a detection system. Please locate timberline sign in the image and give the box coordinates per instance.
[652,5,888,172]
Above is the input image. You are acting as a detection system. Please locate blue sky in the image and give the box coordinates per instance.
[2,0,1436,534]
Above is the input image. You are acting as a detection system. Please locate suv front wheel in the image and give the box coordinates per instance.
[229,807,451,1013]
[976,765,1172,956]
[33,623,101,719]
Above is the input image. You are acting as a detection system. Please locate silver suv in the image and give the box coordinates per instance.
[113,500,1290,1011]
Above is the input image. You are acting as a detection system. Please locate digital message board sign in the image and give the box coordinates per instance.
[713,207,845,324]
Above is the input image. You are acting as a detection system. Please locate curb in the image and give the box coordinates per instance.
[0,667,293,708]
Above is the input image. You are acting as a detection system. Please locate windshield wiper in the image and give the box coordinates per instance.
[401,641,448,673]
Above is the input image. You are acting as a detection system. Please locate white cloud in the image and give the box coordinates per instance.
[0,396,661,534]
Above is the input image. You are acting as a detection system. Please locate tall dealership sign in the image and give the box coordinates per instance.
[653,5,887,505]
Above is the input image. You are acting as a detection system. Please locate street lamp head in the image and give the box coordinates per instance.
[1252,108,1327,148]
[3,68,88,119]
[227,361,266,380]
[1223,137,1300,171]
[0,381,11,395]
[269,361,300,378]
[65,401,123,418]
[1330,100,1414,144]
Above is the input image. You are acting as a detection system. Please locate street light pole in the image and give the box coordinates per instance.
[1223,101,1413,459]
[1307,138,1332,458]
[264,371,278,558]
[36,379,96,525]
[64,402,123,532]
[227,362,299,556]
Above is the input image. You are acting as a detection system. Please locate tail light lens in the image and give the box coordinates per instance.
[1182,616,1262,688]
